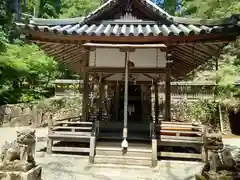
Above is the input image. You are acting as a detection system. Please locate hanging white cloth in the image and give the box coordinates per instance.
[128,104,135,115]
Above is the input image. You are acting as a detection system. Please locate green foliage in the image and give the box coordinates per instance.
[173,99,217,125]
[184,0,240,111]
[36,94,82,118]
[60,0,100,18]
[183,0,240,18]
[0,43,58,104]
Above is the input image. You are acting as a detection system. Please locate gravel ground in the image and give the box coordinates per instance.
[0,126,239,180]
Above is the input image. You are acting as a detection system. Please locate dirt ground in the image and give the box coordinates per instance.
[0,127,239,180]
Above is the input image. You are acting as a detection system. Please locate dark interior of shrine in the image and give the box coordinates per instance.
[119,85,142,122]
[98,85,150,141]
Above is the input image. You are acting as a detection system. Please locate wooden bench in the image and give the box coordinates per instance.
[47,116,93,154]
[156,122,207,161]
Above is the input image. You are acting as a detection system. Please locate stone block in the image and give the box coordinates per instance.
[11,106,22,118]
[42,112,50,125]
[0,165,42,180]
[22,107,31,116]
[4,106,11,115]
[10,116,31,126]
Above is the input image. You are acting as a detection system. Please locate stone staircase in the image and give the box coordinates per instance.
[94,141,152,167]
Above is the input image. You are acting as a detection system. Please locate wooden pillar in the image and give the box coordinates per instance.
[165,55,172,122]
[82,71,89,122]
[150,84,156,123]
[119,47,135,150]
[115,82,120,121]
[122,51,129,149]
[140,84,144,122]
[155,82,159,123]
[82,49,89,122]
[99,79,104,121]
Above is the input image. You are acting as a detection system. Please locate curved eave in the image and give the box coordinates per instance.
[36,41,86,73]
[16,22,240,39]
[29,17,85,26]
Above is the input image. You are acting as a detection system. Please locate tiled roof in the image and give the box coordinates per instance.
[16,0,240,79]
[18,22,239,37]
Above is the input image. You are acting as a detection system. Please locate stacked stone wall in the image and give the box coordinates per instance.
[0,95,82,127]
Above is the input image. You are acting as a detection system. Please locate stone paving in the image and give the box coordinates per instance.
[1,127,239,180]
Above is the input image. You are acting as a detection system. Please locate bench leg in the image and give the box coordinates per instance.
[47,138,53,155]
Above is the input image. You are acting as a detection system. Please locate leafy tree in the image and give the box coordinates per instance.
[60,0,100,18]
[0,44,58,103]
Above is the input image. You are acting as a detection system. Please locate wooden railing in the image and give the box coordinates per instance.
[47,116,93,154]
[155,121,208,161]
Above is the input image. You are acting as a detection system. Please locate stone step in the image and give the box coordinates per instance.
[96,148,152,157]
[96,142,151,150]
[94,155,152,166]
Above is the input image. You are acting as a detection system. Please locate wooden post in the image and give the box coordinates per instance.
[152,138,158,167]
[155,82,159,123]
[99,79,104,122]
[115,82,120,121]
[47,115,53,154]
[89,135,96,163]
[165,55,172,122]
[150,84,156,123]
[82,71,89,122]
[121,50,129,150]
[82,48,90,122]
[202,125,209,162]
[140,84,144,122]
[218,103,224,133]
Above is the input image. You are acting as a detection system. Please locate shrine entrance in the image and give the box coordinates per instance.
[119,85,142,123]
[18,0,240,166]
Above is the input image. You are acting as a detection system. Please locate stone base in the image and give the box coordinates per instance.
[196,171,240,180]
[0,165,42,180]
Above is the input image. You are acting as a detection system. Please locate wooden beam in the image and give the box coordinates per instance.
[83,43,167,50]
[142,73,155,80]
[105,80,160,84]
[102,73,114,79]
[87,67,167,73]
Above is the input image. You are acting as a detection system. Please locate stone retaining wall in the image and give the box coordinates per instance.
[0,95,82,127]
